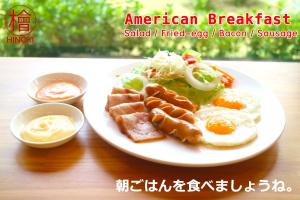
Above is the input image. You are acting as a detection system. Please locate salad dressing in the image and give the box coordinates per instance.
[36,82,81,101]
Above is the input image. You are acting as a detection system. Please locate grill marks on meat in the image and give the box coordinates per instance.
[105,84,201,144]
[145,84,197,112]
[145,97,195,124]
[105,87,164,142]
[144,84,201,144]
[150,108,202,144]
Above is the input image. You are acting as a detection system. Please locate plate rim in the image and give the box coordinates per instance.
[83,62,286,167]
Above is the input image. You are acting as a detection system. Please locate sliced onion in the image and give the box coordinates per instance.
[184,63,220,91]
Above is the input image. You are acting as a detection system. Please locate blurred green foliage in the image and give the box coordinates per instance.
[0,0,299,60]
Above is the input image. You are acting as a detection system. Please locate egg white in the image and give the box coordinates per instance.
[204,88,261,122]
[195,107,257,147]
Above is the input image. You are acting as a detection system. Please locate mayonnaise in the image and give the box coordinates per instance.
[21,115,76,142]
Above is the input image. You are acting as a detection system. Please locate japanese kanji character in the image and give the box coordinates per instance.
[8,9,31,33]
[187,179,200,192]
[116,179,129,192]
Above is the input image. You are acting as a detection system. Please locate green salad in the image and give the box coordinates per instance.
[118,50,234,105]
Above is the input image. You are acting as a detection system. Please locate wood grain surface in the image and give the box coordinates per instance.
[0,58,299,200]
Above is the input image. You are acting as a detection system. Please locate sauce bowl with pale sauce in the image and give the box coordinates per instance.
[27,73,87,104]
[10,103,84,148]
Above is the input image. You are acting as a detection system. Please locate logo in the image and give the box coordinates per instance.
[3,5,37,44]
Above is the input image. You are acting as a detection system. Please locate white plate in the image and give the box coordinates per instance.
[84,63,285,167]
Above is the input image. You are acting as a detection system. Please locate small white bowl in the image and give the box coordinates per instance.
[27,72,87,104]
[10,103,84,148]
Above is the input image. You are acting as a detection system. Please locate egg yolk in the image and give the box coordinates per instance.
[206,116,237,134]
[213,97,245,110]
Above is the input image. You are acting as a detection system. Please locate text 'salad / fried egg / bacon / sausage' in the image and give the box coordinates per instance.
[105,50,261,147]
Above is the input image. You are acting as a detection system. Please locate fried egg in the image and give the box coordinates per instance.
[205,89,260,121]
[195,107,257,147]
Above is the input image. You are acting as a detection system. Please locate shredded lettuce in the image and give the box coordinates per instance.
[143,51,187,80]
[125,50,224,104]
[156,78,224,105]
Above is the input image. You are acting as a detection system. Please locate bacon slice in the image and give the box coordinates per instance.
[105,93,143,111]
[112,87,140,95]
[116,112,165,142]
[105,87,164,143]
[150,108,202,144]
[145,84,197,112]
[109,102,146,120]
[145,97,195,123]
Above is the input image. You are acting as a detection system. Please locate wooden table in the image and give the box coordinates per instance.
[0,58,299,200]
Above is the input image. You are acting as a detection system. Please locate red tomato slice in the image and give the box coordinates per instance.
[182,54,197,64]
